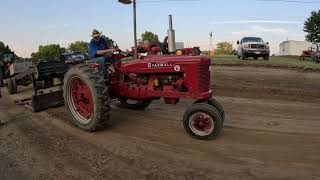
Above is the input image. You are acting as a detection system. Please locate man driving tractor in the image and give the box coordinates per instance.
[89,29,117,77]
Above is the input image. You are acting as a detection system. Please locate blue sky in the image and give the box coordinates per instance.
[0,0,319,57]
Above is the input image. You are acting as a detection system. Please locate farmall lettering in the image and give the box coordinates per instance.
[148,62,173,68]
[147,62,181,72]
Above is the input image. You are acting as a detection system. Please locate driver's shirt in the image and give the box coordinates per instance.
[89,38,109,59]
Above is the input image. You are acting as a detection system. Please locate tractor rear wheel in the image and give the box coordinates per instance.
[183,103,223,140]
[119,99,152,110]
[63,64,111,131]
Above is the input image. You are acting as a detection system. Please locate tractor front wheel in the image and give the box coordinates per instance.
[194,98,225,124]
[63,64,111,131]
[183,103,223,140]
[119,99,152,110]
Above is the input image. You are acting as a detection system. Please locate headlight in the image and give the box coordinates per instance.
[244,44,250,48]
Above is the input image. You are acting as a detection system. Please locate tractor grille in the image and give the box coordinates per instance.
[251,44,265,49]
[197,64,210,92]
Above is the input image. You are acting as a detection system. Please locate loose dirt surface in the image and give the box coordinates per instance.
[0,66,320,180]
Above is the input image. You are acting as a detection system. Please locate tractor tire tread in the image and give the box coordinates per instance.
[183,103,223,140]
[63,64,111,132]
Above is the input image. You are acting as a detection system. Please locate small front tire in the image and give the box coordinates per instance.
[183,103,223,140]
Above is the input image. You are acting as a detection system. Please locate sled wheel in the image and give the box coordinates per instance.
[6,78,14,94]
[64,64,111,131]
[183,103,223,140]
[11,78,17,94]
[119,99,152,110]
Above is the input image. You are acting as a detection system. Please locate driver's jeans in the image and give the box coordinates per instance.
[91,57,112,78]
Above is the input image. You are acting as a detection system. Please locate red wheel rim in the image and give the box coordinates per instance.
[189,113,214,136]
[68,77,94,123]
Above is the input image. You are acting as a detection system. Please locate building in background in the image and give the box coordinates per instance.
[279,40,312,56]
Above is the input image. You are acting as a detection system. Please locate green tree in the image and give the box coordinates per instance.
[68,41,89,53]
[141,31,159,42]
[215,42,233,55]
[0,41,11,53]
[31,44,66,62]
[304,10,320,43]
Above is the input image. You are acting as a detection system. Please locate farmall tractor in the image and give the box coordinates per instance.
[62,16,225,140]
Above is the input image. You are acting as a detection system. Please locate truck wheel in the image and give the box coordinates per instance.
[63,64,111,131]
[241,51,246,60]
[119,99,152,110]
[6,78,14,94]
[263,55,269,61]
[0,74,3,87]
[183,103,223,140]
[254,57,258,60]
[315,57,320,63]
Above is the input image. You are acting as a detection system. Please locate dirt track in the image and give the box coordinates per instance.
[0,66,320,180]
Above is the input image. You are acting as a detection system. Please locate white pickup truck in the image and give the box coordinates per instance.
[237,37,270,60]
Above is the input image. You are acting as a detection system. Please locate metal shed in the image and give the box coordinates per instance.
[279,40,312,56]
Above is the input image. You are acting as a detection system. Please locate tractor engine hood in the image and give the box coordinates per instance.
[119,55,211,74]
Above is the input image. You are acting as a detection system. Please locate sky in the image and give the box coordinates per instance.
[0,0,319,57]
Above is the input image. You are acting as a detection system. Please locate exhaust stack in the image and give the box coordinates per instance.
[167,15,176,53]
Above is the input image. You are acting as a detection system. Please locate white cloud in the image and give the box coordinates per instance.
[231,25,288,36]
[209,20,302,25]
[251,25,288,35]
[40,24,70,31]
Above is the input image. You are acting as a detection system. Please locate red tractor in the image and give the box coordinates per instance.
[63,52,225,140]
[300,43,320,63]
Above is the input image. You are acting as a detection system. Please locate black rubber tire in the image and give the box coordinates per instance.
[0,74,3,87]
[6,78,14,94]
[63,64,111,132]
[183,103,223,140]
[263,55,270,61]
[119,99,152,110]
[254,57,258,60]
[237,55,241,59]
[241,50,246,60]
[11,78,17,94]
[316,57,320,63]
[194,98,225,124]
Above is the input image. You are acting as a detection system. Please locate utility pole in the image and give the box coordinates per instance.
[119,0,138,59]
[209,32,213,55]
[133,0,138,59]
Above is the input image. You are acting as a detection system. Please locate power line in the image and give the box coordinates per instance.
[139,0,320,4]
[138,0,200,3]
[256,0,320,3]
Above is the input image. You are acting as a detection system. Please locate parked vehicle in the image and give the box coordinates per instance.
[300,43,320,63]
[237,37,270,60]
